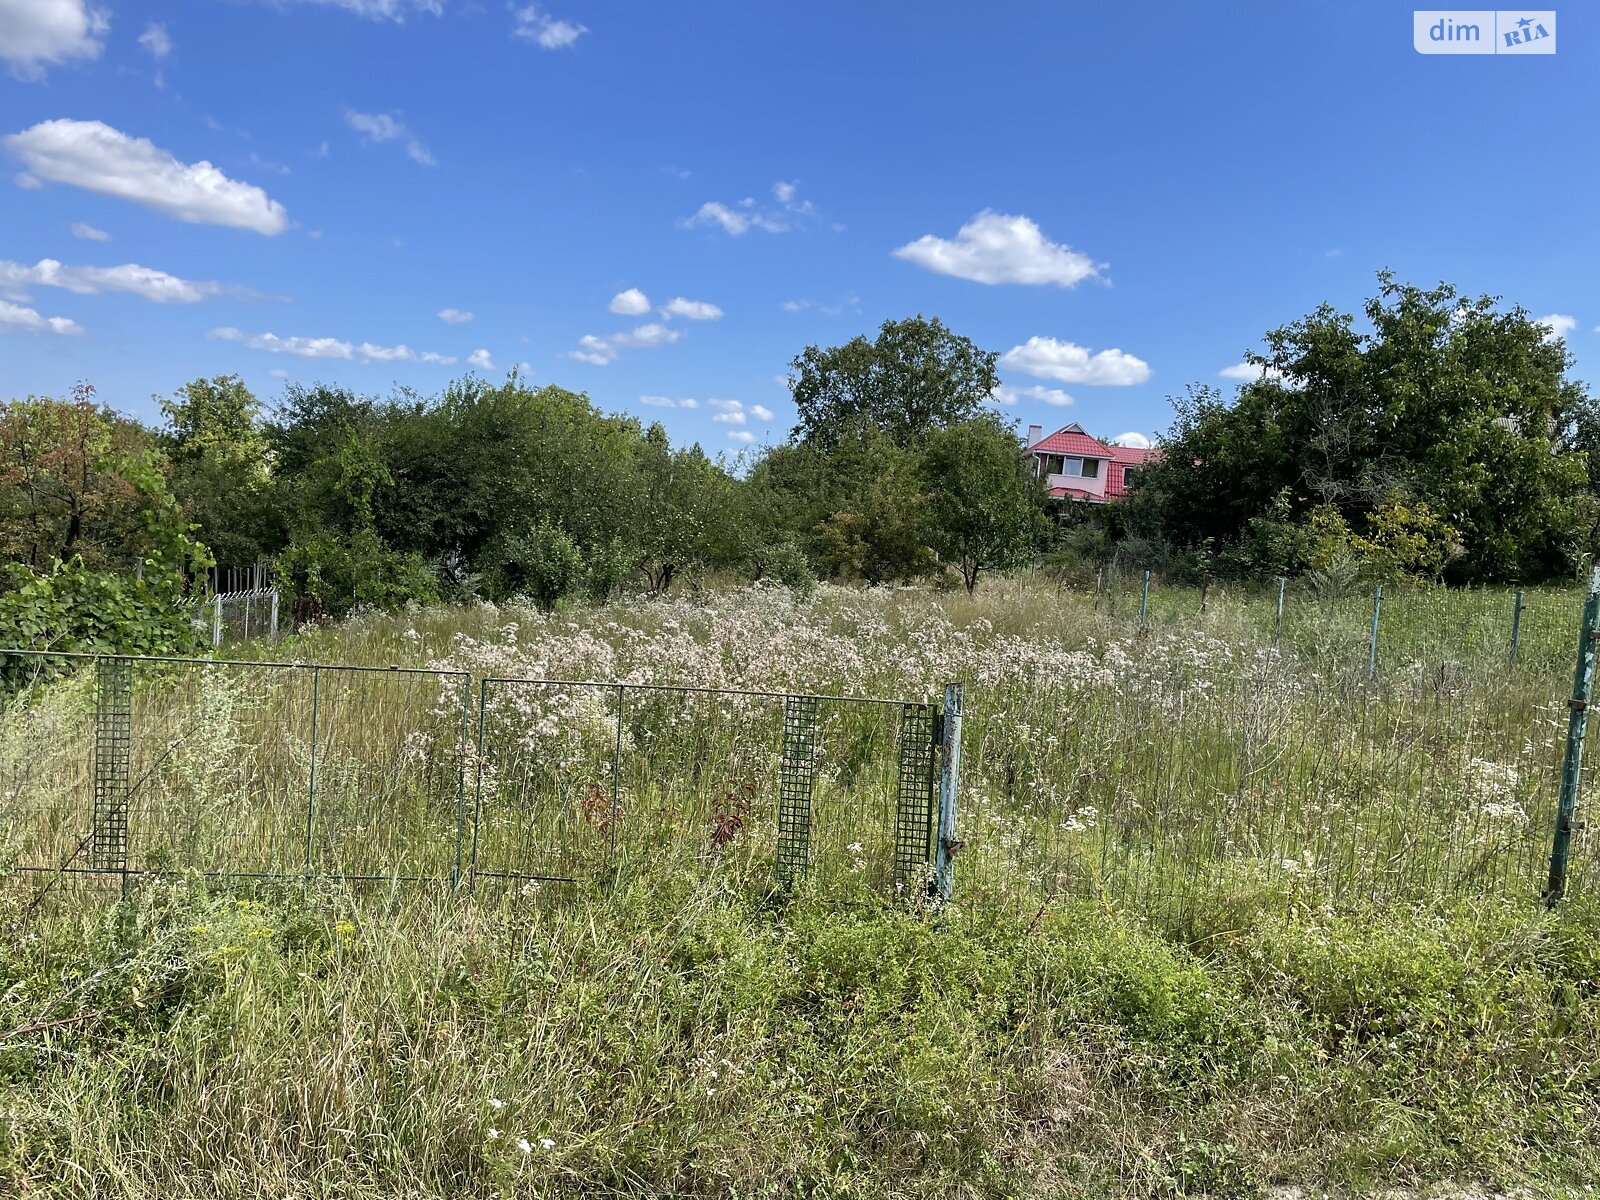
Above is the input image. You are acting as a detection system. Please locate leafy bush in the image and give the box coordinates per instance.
[482,522,586,610]
[0,559,206,692]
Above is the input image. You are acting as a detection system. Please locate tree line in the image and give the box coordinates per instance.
[2,273,1597,657]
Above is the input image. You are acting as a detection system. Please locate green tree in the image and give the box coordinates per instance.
[0,384,180,573]
[1131,273,1597,582]
[162,375,279,568]
[921,416,1046,593]
[788,315,999,450]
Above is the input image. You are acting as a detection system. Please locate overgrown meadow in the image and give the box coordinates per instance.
[3,578,1600,1198]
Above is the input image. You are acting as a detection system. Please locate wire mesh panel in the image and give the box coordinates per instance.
[893,702,937,890]
[91,656,132,873]
[776,695,819,886]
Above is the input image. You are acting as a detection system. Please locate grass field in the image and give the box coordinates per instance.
[3,577,1600,1197]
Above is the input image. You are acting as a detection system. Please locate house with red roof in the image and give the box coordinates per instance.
[1023,422,1156,503]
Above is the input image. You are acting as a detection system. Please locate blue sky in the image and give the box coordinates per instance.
[1,2,1593,453]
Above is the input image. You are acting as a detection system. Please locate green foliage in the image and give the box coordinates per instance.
[0,558,205,690]
[1132,273,1599,583]
[0,385,189,573]
[482,521,586,609]
[275,529,438,619]
[788,314,999,450]
[161,375,278,568]
[920,415,1047,593]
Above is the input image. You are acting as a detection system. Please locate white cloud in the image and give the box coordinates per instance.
[267,368,289,378]
[990,383,1074,407]
[137,22,172,59]
[639,394,700,409]
[660,296,722,321]
[1219,361,1288,384]
[609,287,650,316]
[467,348,494,370]
[344,110,434,166]
[0,257,245,304]
[512,4,585,48]
[209,326,457,364]
[3,120,289,234]
[69,221,109,240]
[437,307,474,324]
[727,430,755,444]
[1111,432,1152,449]
[681,183,811,237]
[1536,313,1577,341]
[275,0,443,19]
[1001,337,1150,386]
[567,322,680,365]
[893,211,1105,288]
[709,399,772,425]
[0,299,82,335]
[684,201,766,237]
[0,0,107,79]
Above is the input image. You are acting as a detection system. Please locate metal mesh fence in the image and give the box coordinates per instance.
[956,638,1587,919]
[1,651,470,885]
[468,679,934,896]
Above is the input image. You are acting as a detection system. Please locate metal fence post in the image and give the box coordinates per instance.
[269,587,280,639]
[1366,584,1383,680]
[1509,589,1525,665]
[212,593,223,649]
[1139,570,1151,630]
[304,667,320,885]
[934,682,964,902]
[1275,576,1286,645]
[1545,567,1600,906]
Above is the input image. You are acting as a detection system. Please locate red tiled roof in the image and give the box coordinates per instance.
[1030,429,1114,457]
[1048,484,1098,500]
[1105,447,1157,499]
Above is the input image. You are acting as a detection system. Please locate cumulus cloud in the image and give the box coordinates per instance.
[659,296,722,321]
[437,307,474,324]
[682,182,812,237]
[1111,432,1152,449]
[1001,337,1150,386]
[727,430,755,444]
[639,395,700,409]
[512,4,586,47]
[69,221,109,240]
[467,348,494,370]
[893,211,1105,288]
[0,0,107,80]
[707,399,773,426]
[209,326,457,364]
[990,382,1074,407]
[609,287,650,316]
[344,110,434,166]
[1536,313,1577,341]
[1218,361,1289,384]
[137,22,172,58]
[3,120,289,234]
[0,257,248,304]
[568,322,680,365]
[0,299,83,335]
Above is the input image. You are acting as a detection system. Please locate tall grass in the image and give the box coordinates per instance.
[2,578,1599,1197]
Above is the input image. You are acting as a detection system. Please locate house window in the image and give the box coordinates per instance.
[1060,457,1100,478]
[1122,467,1140,490]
